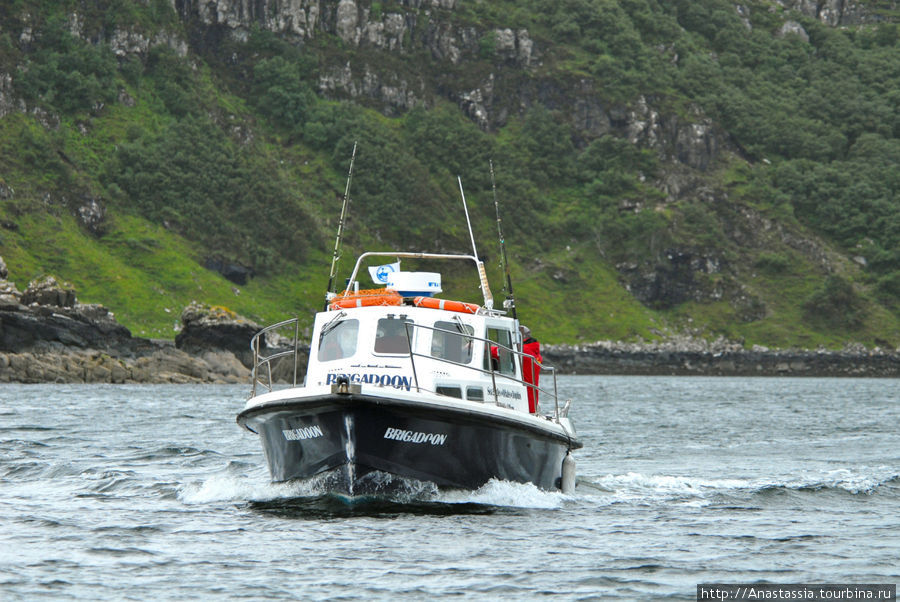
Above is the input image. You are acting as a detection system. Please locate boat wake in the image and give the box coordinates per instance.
[178,464,898,516]
[178,468,569,512]
[580,466,900,507]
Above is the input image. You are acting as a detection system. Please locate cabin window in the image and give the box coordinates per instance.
[374,316,413,354]
[318,319,359,361]
[466,387,484,401]
[436,385,462,399]
[430,320,475,364]
[484,327,516,376]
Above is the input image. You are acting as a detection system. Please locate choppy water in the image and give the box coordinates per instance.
[1,377,898,599]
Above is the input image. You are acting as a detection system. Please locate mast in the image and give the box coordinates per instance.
[490,160,517,320]
[325,141,357,307]
[457,176,493,310]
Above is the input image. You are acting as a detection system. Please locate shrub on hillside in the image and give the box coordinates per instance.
[105,116,318,274]
[15,18,117,114]
[803,275,867,330]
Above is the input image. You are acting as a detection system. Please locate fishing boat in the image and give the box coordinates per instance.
[236,160,581,495]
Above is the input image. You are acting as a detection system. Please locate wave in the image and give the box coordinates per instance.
[178,470,566,511]
[176,464,898,515]
[439,479,566,509]
[582,467,900,506]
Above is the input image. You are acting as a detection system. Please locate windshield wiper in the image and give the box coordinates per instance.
[320,311,347,341]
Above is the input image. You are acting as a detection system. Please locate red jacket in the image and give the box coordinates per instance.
[521,337,542,413]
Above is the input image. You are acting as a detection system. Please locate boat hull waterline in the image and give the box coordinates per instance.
[237,393,576,493]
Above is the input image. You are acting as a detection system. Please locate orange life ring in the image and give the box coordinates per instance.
[329,290,403,310]
[412,296,480,314]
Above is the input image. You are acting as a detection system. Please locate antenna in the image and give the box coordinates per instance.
[325,141,357,308]
[490,160,517,320]
[457,176,493,310]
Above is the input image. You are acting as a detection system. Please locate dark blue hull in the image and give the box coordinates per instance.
[237,394,580,493]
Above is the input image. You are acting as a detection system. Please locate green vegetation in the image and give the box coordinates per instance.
[0,0,898,347]
[15,18,118,114]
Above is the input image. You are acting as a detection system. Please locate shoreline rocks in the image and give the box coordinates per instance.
[0,274,254,384]
[0,343,250,384]
[1,267,897,383]
[543,340,900,378]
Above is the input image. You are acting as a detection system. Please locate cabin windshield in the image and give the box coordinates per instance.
[317,319,359,361]
[431,320,475,364]
[374,316,413,354]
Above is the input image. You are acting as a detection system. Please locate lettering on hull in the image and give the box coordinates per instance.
[383,427,447,446]
[282,425,324,441]
[486,387,523,400]
[326,373,412,391]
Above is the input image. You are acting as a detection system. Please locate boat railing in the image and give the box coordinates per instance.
[248,317,570,420]
[338,251,499,313]
[403,322,565,419]
[250,317,301,397]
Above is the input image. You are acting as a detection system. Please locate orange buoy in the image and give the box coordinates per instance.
[412,296,480,314]
[329,289,403,310]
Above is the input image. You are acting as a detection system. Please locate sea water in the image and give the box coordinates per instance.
[1,377,897,599]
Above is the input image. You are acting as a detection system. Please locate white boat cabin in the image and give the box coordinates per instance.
[306,303,533,414]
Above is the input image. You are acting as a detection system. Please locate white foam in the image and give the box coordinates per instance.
[596,472,753,493]
[786,466,899,494]
[437,479,566,509]
[587,472,755,506]
[178,472,569,508]
[178,474,316,504]
[581,466,900,505]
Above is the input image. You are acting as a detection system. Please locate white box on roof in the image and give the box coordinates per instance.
[387,272,442,297]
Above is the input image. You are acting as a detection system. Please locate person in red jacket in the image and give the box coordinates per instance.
[520,325,542,414]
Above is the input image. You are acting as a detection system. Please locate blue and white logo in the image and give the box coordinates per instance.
[368,262,400,284]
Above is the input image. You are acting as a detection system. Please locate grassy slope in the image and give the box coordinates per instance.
[1,0,898,347]
[2,101,897,346]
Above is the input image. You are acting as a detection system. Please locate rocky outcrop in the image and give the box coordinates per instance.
[0,72,24,119]
[175,302,261,368]
[21,276,77,308]
[772,0,888,26]
[0,265,253,383]
[0,344,250,384]
[181,0,321,37]
[0,276,132,351]
[617,249,727,310]
[75,197,107,236]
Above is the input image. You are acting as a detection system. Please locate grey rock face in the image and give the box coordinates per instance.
[76,198,106,236]
[778,20,810,42]
[772,0,878,26]
[175,302,261,367]
[22,276,77,308]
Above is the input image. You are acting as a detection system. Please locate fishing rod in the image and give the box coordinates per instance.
[325,141,357,308]
[457,176,493,310]
[490,160,517,320]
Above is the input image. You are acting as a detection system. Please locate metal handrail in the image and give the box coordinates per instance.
[249,316,570,419]
[250,317,300,397]
[401,322,560,415]
[339,251,501,313]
